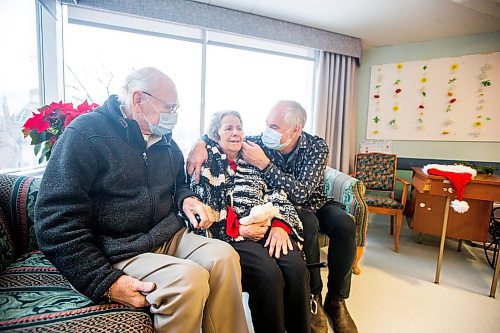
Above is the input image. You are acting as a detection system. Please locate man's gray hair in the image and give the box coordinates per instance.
[275,100,307,129]
[206,110,243,142]
[117,67,166,106]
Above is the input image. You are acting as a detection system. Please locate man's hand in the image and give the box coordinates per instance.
[239,220,269,241]
[264,227,293,258]
[109,275,156,308]
[183,197,215,229]
[186,140,208,184]
[241,141,270,171]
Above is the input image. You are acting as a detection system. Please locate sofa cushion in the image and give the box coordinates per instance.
[365,194,403,209]
[0,250,153,332]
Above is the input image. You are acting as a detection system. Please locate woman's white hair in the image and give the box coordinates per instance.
[275,100,307,129]
[117,67,166,106]
[206,110,243,142]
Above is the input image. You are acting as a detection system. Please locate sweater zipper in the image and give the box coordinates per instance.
[143,149,155,227]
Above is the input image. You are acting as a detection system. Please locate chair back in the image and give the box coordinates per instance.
[354,153,398,193]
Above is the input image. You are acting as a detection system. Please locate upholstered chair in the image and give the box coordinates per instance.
[353,153,409,253]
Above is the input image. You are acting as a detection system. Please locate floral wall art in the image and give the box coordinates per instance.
[366,52,499,141]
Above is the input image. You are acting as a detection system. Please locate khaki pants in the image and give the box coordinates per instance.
[113,230,249,333]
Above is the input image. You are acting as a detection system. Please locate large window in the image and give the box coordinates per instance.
[0,3,316,172]
[0,0,40,171]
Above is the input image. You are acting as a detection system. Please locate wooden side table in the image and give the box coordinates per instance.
[411,167,500,297]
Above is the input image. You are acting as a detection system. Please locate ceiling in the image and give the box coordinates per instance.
[190,0,500,48]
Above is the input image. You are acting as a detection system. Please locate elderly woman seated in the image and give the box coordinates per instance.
[189,110,311,333]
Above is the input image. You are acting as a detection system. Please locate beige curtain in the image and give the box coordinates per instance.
[313,51,358,173]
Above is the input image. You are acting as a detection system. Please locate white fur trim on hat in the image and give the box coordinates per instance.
[422,164,477,178]
[450,199,469,214]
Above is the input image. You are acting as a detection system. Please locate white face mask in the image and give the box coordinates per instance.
[142,96,178,136]
[143,112,178,136]
[262,127,292,150]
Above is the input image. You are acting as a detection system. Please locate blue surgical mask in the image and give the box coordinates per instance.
[262,127,292,150]
[144,112,178,136]
[142,97,178,136]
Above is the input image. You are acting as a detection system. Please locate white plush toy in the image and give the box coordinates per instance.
[239,202,280,226]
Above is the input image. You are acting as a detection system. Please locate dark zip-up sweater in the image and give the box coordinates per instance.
[34,95,194,303]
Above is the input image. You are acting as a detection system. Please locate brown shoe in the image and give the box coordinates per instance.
[324,294,358,333]
[310,294,328,333]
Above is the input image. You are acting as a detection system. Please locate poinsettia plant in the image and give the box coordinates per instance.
[22,100,99,163]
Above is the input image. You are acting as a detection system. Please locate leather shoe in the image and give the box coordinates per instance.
[310,294,328,333]
[324,294,358,333]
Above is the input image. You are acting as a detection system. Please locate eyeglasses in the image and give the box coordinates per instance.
[142,91,180,113]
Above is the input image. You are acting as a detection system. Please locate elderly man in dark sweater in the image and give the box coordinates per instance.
[34,67,249,333]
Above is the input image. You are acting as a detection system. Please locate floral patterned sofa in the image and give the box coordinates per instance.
[0,174,154,332]
[0,168,367,331]
[323,166,369,274]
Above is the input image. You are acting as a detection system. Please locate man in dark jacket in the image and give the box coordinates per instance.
[188,100,358,333]
[35,67,249,333]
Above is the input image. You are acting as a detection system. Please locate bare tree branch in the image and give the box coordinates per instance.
[65,64,94,103]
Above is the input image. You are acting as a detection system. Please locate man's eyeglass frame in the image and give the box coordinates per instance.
[142,91,180,113]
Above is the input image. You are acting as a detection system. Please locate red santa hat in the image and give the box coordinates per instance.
[422,164,477,213]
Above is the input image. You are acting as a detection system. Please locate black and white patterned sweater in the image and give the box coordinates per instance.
[190,143,303,245]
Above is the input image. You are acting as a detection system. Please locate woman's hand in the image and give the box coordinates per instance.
[239,221,268,241]
[264,227,293,258]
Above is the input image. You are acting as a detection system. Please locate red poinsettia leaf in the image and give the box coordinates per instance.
[64,101,99,126]
[23,112,50,133]
[48,101,63,113]
[64,110,85,127]
[450,98,457,104]
[76,100,91,112]
[64,113,76,128]
[77,100,99,113]
[22,112,37,130]
[59,102,75,115]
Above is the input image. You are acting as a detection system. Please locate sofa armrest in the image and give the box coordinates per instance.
[0,206,15,272]
[324,166,369,247]
[0,174,40,271]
